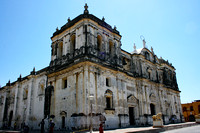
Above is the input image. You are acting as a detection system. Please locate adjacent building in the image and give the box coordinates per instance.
[182,100,200,122]
[0,4,183,130]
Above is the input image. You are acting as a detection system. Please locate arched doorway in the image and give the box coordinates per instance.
[8,111,13,127]
[60,111,67,129]
[150,103,155,115]
[62,116,65,129]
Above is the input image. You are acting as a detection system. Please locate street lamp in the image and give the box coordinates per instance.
[89,94,94,133]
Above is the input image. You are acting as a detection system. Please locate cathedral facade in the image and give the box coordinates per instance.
[0,4,183,130]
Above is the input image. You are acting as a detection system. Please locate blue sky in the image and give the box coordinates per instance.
[0,0,199,103]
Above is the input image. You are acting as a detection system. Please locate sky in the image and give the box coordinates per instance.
[0,0,199,104]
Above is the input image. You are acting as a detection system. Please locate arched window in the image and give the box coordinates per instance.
[183,107,187,112]
[58,42,63,58]
[145,52,150,60]
[60,111,67,129]
[105,89,113,109]
[109,40,114,56]
[150,103,156,115]
[97,35,102,51]
[70,34,76,54]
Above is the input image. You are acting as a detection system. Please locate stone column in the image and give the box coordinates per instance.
[84,66,89,115]
[95,72,98,113]
[116,77,120,115]
[13,83,19,122]
[75,73,78,113]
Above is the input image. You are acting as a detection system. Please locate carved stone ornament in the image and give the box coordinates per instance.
[149,93,156,103]
[127,95,138,105]
[60,111,67,116]
[105,109,114,115]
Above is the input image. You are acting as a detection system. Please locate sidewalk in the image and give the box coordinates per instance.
[89,122,198,133]
[0,122,198,133]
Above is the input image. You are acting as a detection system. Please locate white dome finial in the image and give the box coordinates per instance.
[134,43,136,51]
[140,35,146,48]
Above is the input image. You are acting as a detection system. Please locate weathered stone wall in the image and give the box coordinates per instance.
[45,62,182,129]
[0,73,47,129]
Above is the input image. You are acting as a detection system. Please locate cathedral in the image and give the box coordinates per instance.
[0,4,183,130]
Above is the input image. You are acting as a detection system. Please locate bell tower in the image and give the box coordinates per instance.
[49,4,122,71]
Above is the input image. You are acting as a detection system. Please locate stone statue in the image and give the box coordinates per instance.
[152,112,162,121]
[152,112,163,128]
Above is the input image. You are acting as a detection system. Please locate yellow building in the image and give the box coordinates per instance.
[182,100,200,122]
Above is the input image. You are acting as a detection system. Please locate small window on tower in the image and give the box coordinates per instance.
[63,79,67,89]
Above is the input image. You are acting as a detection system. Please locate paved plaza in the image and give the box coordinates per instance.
[0,122,198,133]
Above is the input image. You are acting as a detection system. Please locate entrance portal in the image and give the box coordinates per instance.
[129,107,135,125]
[62,116,65,128]
[150,103,155,115]
[44,85,54,118]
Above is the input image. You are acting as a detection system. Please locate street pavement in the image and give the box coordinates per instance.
[161,125,200,133]
[0,122,199,133]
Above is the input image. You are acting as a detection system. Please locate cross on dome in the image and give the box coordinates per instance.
[84,3,89,14]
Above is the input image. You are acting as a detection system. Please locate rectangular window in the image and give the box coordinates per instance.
[190,106,193,111]
[106,78,111,87]
[198,105,200,113]
[183,107,187,112]
[63,79,67,89]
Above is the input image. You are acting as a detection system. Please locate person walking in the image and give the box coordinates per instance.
[99,123,104,133]
[39,119,45,133]
[14,122,17,130]
[24,124,29,133]
[49,119,55,133]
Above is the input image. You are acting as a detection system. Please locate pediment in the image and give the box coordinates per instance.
[127,95,138,105]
